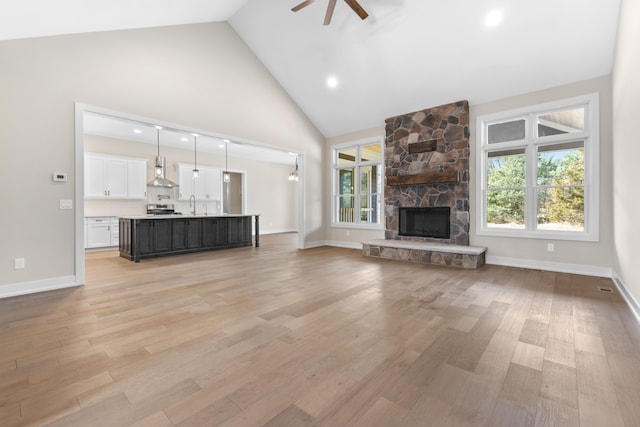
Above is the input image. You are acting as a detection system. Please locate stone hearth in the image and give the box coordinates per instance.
[362,239,486,270]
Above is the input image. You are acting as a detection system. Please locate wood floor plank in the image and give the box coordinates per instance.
[539,359,578,408]
[350,396,408,427]
[262,404,315,427]
[0,233,637,426]
[534,397,579,427]
[519,318,549,347]
[512,341,545,371]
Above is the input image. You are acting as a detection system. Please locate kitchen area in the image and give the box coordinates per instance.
[83,111,299,261]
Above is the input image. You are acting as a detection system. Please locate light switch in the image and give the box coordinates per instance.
[60,199,73,210]
[52,172,68,182]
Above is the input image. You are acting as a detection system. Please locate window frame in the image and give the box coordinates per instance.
[331,137,384,229]
[476,93,600,241]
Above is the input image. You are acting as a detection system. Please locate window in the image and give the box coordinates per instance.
[332,139,383,227]
[477,94,599,241]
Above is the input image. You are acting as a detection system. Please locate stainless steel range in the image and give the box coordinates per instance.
[146,204,181,215]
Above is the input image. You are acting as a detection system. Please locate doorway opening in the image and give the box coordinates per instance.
[75,104,306,284]
[223,172,244,214]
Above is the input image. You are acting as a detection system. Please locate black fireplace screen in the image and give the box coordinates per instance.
[399,207,451,239]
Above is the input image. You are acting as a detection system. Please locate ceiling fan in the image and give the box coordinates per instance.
[291,0,369,26]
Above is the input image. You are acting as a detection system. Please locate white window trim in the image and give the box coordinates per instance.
[331,137,384,230]
[475,93,600,242]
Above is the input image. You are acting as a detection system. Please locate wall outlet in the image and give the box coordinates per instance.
[547,243,555,252]
[14,258,25,269]
[346,230,350,237]
[60,199,73,210]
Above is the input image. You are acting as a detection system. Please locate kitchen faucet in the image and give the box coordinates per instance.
[190,195,196,215]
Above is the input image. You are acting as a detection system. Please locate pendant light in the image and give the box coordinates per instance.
[192,133,199,179]
[288,154,299,181]
[223,139,231,183]
[154,126,163,177]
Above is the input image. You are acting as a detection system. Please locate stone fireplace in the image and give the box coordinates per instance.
[385,100,470,245]
[362,100,486,269]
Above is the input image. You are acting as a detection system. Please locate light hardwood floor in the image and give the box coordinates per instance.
[1,233,640,426]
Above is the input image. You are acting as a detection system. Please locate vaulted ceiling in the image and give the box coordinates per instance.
[1,0,621,138]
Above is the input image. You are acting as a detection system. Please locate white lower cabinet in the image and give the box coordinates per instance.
[110,219,119,246]
[86,217,119,249]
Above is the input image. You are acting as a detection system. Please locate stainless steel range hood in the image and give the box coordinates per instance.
[147,156,179,188]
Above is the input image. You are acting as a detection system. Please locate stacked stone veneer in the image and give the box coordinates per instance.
[385,100,470,245]
[362,239,485,269]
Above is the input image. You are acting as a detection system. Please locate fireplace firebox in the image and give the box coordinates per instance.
[399,207,451,239]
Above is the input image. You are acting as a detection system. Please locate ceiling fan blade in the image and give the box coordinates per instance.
[323,0,337,25]
[344,0,369,20]
[291,0,316,12]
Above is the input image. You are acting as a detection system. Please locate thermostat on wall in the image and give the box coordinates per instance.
[52,172,68,182]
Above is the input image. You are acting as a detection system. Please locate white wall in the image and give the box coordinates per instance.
[0,22,323,291]
[325,77,614,277]
[469,76,613,276]
[85,135,298,235]
[612,0,640,309]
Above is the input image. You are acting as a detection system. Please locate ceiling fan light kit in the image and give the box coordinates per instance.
[291,0,369,25]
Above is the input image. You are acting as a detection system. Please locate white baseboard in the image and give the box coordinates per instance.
[0,275,81,299]
[260,228,298,235]
[612,272,640,325]
[486,255,612,278]
[325,240,363,250]
[303,240,328,249]
[302,240,362,250]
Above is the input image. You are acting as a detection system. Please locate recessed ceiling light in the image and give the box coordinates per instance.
[327,76,338,89]
[223,139,230,143]
[133,129,142,134]
[219,144,225,148]
[485,10,503,27]
[181,137,188,142]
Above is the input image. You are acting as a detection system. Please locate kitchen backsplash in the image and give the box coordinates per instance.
[84,185,221,217]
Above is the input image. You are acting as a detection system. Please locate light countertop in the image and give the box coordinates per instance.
[119,213,260,220]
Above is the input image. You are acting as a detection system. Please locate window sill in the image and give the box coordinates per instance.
[476,227,598,242]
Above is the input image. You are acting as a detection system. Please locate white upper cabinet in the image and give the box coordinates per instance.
[106,158,127,197]
[177,163,196,200]
[176,163,221,201]
[199,167,222,201]
[85,153,147,199]
[127,159,148,199]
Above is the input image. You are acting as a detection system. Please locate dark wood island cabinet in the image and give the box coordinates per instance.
[119,214,259,262]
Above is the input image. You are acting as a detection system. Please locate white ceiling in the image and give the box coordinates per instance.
[1,0,621,139]
[83,112,298,166]
[0,0,249,41]
[230,0,620,137]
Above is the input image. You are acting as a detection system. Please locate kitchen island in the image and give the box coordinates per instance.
[119,214,259,262]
